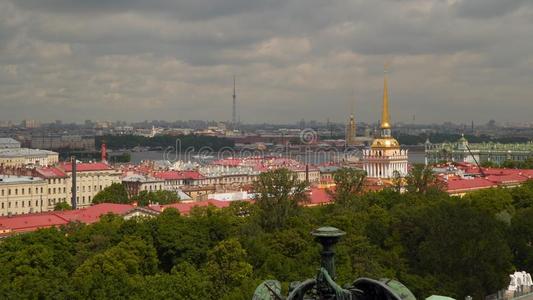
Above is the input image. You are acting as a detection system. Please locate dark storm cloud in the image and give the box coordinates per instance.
[0,0,532,124]
[452,0,531,19]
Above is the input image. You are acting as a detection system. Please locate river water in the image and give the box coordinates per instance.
[128,150,426,165]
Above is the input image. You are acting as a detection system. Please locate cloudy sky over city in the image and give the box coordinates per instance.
[0,0,532,124]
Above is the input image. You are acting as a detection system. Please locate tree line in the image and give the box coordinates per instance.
[91,183,180,206]
[1,167,533,299]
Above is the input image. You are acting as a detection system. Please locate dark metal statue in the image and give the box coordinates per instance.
[253,227,416,300]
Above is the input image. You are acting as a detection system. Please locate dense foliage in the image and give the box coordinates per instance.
[132,190,180,206]
[92,183,130,204]
[93,184,180,207]
[96,134,235,151]
[2,170,533,299]
[54,201,72,211]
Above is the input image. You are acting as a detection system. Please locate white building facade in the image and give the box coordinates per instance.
[362,69,409,179]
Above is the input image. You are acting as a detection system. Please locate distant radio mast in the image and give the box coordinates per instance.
[232,75,237,127]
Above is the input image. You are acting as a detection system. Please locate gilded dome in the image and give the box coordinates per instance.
[371,137,400,148]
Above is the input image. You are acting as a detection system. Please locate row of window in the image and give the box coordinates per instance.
[76,185,103,193]
[43,196,93,206]
[49,187,67,194]
[0,194,95,214]
[142,185,163,191]
[76,195,92,204]
[1,199,43,209]
[0,184,106,197]
[47,198,68,206]
[48,178,66,184]
[1,187,44,196]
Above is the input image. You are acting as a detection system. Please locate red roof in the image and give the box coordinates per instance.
[56,203,134,224]
[59,162,112,172]
[0,203,135,235]
[446,178,496,193]
[153,170,204,180]
[486,174,528,185]
[519,170,533,178]
[34,167,67,179]
[213,158,242,167]
[0,213,69,234]
[306,187,332,206]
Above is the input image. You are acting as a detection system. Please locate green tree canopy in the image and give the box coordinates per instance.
[134,262,212,300]
[393,200,512,299]
[463,187,515,217]
[0,228,75,299]
[71,237,158,299]
[132,190,180,206]
[92,183,130,204]
[253,168,308,230]
[54,201,72,211]
[405,164,443,194]
[509,207,533,272]
[205,238,253,298]
[331,167,367,207]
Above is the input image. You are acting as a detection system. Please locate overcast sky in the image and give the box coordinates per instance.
[0,0,532,124]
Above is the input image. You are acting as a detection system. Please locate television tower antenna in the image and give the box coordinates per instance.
[232,75,237,127]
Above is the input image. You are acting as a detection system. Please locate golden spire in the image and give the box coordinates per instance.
[381,64,391,129]
[350,88,355,119]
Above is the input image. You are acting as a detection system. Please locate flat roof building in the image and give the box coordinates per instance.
[0,148,59,167]
[0,175,48,216]
[0,138,21,149]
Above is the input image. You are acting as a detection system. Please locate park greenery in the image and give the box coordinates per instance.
[1,168,533,299]
[53,201,72,211]
[92,183,130,204]
[92,183,180,206]
[132,190,180,206]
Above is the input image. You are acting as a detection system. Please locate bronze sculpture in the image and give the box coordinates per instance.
[253,227,416,300]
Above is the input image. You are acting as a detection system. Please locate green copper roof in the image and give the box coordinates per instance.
[426,295,456,300]
[379,278,417,300]
[311,226,346,238]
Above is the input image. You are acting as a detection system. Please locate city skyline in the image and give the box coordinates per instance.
[1,0,533,124]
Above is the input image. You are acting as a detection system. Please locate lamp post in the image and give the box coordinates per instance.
[311,226,346,280]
